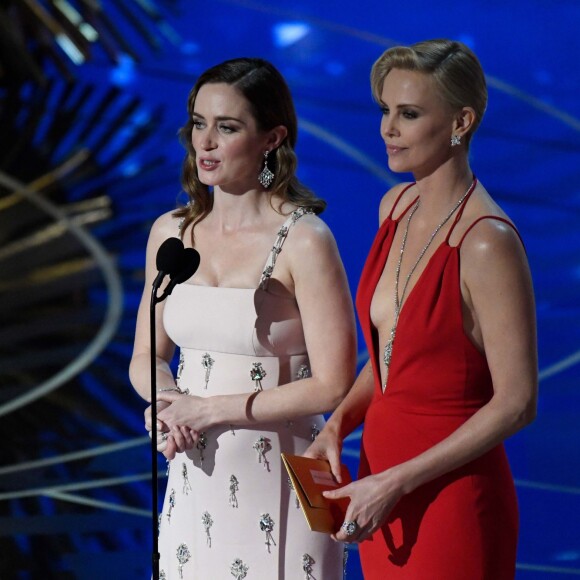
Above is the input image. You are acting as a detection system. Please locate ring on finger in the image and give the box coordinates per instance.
[341,520,358,536]
[160,431,169,441]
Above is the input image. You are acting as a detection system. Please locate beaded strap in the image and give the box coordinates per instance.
[259,207,314,289]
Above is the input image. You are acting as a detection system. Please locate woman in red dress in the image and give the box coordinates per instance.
[306,39,538,579]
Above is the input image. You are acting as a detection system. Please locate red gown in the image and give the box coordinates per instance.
[356,184,519,579]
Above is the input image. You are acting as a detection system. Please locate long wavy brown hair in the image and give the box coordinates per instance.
[174,57,326,242]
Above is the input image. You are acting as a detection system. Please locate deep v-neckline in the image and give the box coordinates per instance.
[376,216,452,327]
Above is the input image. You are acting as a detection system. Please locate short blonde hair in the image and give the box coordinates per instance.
[371,39,487,145]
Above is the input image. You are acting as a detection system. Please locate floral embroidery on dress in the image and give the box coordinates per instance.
[201,352,215,389]
[253,436,272,470]
[176,350,185,382]
[229,475,239,508]
[302,553,315,579]
[296,364,310,380]
[201,511,213,547]
[176,543,191,579]
[250,362,267,391]
[231,558,249,579]
[259,513,276,552]
[182,463,192,494]
[167,489,175,522]
[197,432,208,463]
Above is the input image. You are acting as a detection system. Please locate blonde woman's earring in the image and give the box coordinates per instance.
[451,135,462,147]
[258,151,275,188]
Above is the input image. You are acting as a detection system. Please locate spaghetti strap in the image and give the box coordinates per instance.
[258,206,314,289]
[457,215,525,248]
[444,176,478,243]
[388,182,419,221]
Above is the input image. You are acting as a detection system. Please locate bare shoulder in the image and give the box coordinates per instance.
[378,181,414,224]
[460,216,527,278]
[148,210,183,245]
[284,214,338,268]
[285,212,338,255]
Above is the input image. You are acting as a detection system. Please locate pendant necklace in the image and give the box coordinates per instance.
[382,177,477,391]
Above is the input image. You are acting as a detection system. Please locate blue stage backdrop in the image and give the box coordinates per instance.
[0,1,578,578]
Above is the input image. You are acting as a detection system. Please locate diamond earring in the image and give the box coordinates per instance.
[258,151,275,188]
[450,134,461,147]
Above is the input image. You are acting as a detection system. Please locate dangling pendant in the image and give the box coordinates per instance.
[258,151,275,188]
[382,324,397,391]
[253,436,272,470]
[250,362,267,391]
[259,513,276,552]
[201,511,213,547]
[229,474,239,508]
[383,324,396,369]
[201,352,214,389]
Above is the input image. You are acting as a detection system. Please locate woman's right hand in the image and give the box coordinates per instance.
[303,424,344,483]
[145,399,196,459]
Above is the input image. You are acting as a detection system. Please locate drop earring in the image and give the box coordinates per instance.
[450,134,461,147]
[258,150,275,188]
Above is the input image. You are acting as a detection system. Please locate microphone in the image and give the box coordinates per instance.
[153,237,187,291]
[160,247,201,300]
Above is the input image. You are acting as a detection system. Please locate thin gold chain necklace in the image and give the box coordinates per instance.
[382,177,476,391]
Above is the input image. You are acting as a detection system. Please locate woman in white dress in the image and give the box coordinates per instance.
[129,57,357,579]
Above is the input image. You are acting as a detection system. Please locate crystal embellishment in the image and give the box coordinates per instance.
[253,436,272,470]
[176,350,185,382]
[310,424,320,441]
[182,463,192,495]
[231,558,249,579]
[201,511,213,547]
[288,476,300,508]
[302,553,315,579]
[296,364,310,380]
[259,206,314,290]
[258,163,274,188]
[197,432,208,463]
[167,489,175,522]
[259,513,276,552]
[176,543,191,579]
[250,362,267,391]
[201,352,214,389]
[229,475,239,508]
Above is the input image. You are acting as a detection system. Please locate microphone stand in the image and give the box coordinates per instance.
[149,276,166,580]
[147,241,200,579]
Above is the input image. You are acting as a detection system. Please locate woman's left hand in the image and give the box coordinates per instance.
[156,391,215,434]
[323,468,405,543]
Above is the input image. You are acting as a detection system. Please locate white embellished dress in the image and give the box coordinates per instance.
[158,208,345,579]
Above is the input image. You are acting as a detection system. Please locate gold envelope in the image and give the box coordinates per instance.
[281,453,352,534]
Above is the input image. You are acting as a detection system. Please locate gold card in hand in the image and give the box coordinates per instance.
[281,453,352,534]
